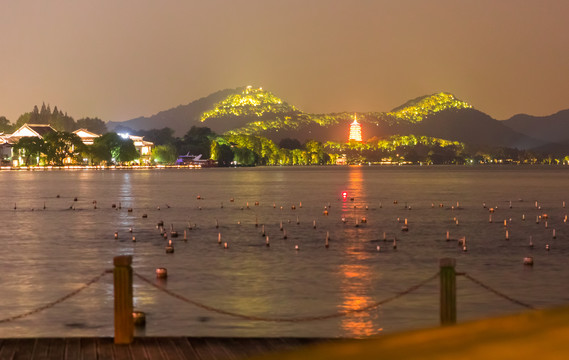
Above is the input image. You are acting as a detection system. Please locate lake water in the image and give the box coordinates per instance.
[1,166,569,338]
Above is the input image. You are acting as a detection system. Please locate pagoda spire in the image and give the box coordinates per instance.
[348,113,362,142]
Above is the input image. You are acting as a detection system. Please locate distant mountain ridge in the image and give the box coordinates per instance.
[109,87,569,151]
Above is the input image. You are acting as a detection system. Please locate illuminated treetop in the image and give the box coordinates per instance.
[200,86,298,122]
[387,92,471,123]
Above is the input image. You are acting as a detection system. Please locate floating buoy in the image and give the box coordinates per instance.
[255,216,258,227]
[156,268,168,279]
[295,244,299,251]
[280,221,283,231]
[393,238,397,249]
[529,236,533,248]
[522,214,525,221]
[296,216,300,225]
[283,229,287,239]
[383,232,387,241]
[299,202,302,208]
[323,210,328,215]
[313,220,316,229]
[246,202,249,208]
[133,311,146,327]
[553,229,556,239]
[255,201,259,206]
[446,230,450,241]
[489,208,494,213]
[114,232,118,239]
[218,233,222,244]
[215,219,219,228]
[291,205,296,210]
[197,195,201,200]
[142,213,148,218]
[230,198,234,202]
[545,221,548,229]
[184,230,187,241]
[376,245,381,252]
[128,208,133,213]
[341,217,346,223]
[546,244,550,251]
[505,230,509,240]
[503,219,507,227]
[361,217,367,224]
[536,216,540,224]
[266,236,270,247]
[165,240,174,253]
[43,202,46,210]
[273,203,276,208]
[132,236,136,242]
[224,242,229,249]
[261,224,265,236]
[523,257,534,266]
[325,231,330,248]
[535,201,538,209]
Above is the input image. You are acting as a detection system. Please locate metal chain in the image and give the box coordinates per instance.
[134,271,439,322]
[0,269,112,324]
[460,273,535,309]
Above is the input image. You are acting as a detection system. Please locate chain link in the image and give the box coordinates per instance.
[0,269,112,324]
[460,273,535,309]
[134,271,439,322]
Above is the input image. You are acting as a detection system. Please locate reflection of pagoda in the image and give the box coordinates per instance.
[348,114,362,142]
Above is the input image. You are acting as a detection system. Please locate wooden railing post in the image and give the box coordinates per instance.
[114,255,133,344]
[440,258,456,326]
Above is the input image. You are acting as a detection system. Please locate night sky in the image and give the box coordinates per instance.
[1,0,568,122]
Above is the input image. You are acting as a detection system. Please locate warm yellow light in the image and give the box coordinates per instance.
[349,114,362,142]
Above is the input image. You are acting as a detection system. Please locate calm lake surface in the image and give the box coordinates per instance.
[1,166,569,338]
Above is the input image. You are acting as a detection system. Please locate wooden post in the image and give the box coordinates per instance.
[114,255,133,344]
[440,258,456,326]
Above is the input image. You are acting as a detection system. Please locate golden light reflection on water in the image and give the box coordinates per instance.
[339,167,383,337]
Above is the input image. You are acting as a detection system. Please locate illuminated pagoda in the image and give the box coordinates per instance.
[348,114,362,142]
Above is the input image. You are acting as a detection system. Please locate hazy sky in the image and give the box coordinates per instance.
[1,0,568,123]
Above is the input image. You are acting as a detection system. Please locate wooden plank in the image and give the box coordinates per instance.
[96,338,115,360]
[221,338,266,359]
[0,338,17,360]
[128,339,149,360]
[155,338,185,360]
[142,338,167,360]
[13,338,37,360]
[47,338,65,359]
[30,339,49,360]
[112,342,132,360]
[80,338,97,360]
[188,338,220,360]
[64,338,80,360]
[169,338,201,360]
[0,337,330,360]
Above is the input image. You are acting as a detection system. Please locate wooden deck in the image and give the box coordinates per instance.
[0,337,330,360]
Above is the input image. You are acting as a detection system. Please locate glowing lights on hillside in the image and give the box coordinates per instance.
[200,87,296,122]
[349,114,362,142]
[388,92,472,123]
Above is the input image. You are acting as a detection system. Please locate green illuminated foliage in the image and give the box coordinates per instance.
[201,87,299,122]
[387,92,471,123]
